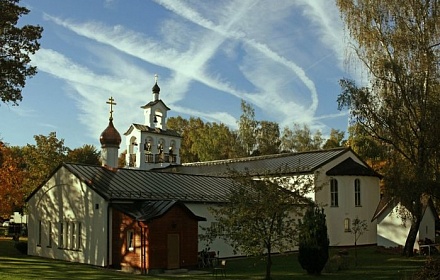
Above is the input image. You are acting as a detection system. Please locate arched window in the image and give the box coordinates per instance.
[330,179,338,207]
[354,179,361,207]
[344,218,351,232]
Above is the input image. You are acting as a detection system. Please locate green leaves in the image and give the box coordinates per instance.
[0,0,43,105]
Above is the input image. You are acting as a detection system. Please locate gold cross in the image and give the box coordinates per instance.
[154,73,158,84]
[106,96,117,120]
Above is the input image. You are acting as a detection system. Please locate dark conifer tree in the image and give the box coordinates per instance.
[298,205,329,275]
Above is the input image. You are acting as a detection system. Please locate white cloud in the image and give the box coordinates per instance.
[31,1,351,146]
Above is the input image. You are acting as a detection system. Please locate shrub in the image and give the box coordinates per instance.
[412,257,440,280]
[298,206,329,275]
[324,254,353,273]
[324,255,342,273]
[14,241,28,254]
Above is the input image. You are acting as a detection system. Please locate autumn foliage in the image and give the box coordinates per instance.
[0,142,26,217]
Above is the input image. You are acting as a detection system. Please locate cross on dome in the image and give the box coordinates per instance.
[106,96,117,121]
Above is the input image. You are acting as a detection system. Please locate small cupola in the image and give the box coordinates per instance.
[152,75,160,101]
[100,97,121,168]
[100,120,121,148]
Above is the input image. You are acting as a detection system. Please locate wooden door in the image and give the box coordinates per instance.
[167,234,180,269]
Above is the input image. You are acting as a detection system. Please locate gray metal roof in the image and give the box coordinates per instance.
[124,123,181,137]
[158,148,352,176]
[112,200,206,222]
[63,163,235,202]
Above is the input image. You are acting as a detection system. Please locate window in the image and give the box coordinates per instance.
[344,218,351,232]
[58,222,64,248]
[65,222,70,248]
[127,230,134,252]
[330,179,338,207]
[37,220,42,246]
[355,179,361,206]
[47,222,52,248]
[77,222,82,250]
[71,222,76,249]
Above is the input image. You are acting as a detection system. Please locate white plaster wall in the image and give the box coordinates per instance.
[184,203,237,258]
[125,127,181,170]
[377,203,436,250]
[314,153,380,246]
[419,206,436,242]
[27,166,109,266]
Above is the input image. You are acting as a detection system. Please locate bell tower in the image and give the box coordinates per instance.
[124,76,181,170]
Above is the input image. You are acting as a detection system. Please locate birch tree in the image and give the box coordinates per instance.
[337,0,440,256]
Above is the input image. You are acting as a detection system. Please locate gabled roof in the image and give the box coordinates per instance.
[124,123,181,137]
[141,99,170,110]
[27,163,236,203]
[112,200,206,222]
[156,148,356,177]
[326,157,382,178]
[371,195,440,224]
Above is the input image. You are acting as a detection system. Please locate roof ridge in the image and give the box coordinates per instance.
[182,147,348,167]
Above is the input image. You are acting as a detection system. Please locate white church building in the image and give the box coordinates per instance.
[26,77,386,273]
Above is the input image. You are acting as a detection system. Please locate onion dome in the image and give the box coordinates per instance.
[152,82,160,94]
[100,119,121,148]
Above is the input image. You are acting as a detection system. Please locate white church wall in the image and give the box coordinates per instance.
[314,152,380,247]
[27,166,109,267]
[377,203,436,251]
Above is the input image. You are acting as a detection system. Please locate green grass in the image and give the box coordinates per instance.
[0,238,428,280]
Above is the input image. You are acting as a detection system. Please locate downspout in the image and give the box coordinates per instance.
[107,202,111,268]
[137,221,146,274]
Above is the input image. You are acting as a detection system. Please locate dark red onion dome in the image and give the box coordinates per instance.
[100,120,121,147]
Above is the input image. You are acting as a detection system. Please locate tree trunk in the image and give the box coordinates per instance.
[403,208,423,257]
[265,245,272,280]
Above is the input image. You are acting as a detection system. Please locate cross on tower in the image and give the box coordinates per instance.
[154,74,158,84]
[106,96,117,121]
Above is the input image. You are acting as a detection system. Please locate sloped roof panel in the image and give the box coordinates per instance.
[159,148,350,176]
[64,163,235,202]
[113,200,206,222]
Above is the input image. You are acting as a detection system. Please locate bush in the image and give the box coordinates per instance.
[412,257,440,280]
[298,206,329,275]
[324,254,353,273]
[14,241,28,254]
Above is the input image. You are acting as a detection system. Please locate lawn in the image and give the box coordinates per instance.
[0,238,428,280]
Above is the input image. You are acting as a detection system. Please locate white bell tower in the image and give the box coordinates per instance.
[124,75,182,170]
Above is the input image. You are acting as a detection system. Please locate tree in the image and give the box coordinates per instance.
[0,0,43,105]
[280,124,323,152]
[298,205,329,275]
[0,142,26,217]
[167,116,239,162]
[337,0,440,256]
[167,116,201,162]
[322,129,346,149]
[67,144,100,165]
[237,100,258,156]
[351,217,368,266]
[21,132,68,195]
[205,172,314,280]
[255,121,281,156]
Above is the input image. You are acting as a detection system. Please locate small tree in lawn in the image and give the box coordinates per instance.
[204,170,314,280]
[352,217,368,266]
[298,205,329,275]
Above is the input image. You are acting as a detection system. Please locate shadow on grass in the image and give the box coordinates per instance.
[0,239,427,280]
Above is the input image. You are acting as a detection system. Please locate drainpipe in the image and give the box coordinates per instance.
[106,202,111,268]
[138,221,146,274]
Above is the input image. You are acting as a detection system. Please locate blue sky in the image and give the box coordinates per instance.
[0,0,361,150]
